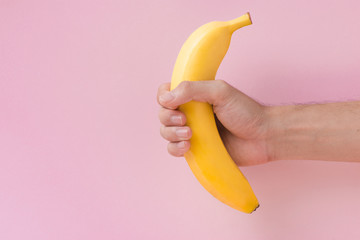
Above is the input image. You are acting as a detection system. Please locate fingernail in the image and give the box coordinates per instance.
[159,92,175,103]
[171,115,182,125]
[177,141,186,149]
[176,128,188,138]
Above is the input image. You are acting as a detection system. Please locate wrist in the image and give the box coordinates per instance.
[264,104,298,162]
[264,103,324,162]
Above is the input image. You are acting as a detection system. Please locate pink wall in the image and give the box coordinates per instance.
[1,0,360,239]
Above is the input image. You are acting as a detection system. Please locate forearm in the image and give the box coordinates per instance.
[266,101,360,162]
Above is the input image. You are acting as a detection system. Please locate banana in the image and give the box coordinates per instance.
[170,13,259,213]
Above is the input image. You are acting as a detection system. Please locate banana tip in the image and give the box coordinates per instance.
[247,12,252,24]
[228,12,253,33]
[251,204,260,213]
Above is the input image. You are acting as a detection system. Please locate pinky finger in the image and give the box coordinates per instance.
[167,141,190,157]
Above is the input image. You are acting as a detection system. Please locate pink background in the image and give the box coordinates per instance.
[1,0,360,239]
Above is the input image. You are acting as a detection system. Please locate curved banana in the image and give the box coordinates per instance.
[170,13,259,213]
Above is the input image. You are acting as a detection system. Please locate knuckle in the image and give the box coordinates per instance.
[157,84,164,96]
[174,81,192,102]
[159,125,166,138]
[216,79,229,91]
[162,126,179,141]
[167,143,180,157]
[215,79,231,101]
[158,108,164,120]
[159,108,176,125]
[179,81,191,93]
[157,83,170,100]
[158,107,166,119]
[159,82,169,91]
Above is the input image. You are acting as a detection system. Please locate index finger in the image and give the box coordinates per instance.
[157,82,171,106]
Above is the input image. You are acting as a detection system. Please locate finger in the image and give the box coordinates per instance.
[167,141,190,157]
[160,125,192,142]
[157,82,171,106]
[158,80,234,109]
[158,107,186,126]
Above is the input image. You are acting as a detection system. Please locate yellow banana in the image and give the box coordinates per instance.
[170,12,259,213]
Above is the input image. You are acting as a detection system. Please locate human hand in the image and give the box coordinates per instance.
[157,80,272,166]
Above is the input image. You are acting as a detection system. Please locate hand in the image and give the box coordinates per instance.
[157,80,272,166]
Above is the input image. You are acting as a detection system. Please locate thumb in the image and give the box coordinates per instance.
[159,80,232,110]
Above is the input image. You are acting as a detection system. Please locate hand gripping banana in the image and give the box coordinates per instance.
[170,13,259,213]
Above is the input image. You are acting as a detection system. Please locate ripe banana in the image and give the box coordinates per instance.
[170,13,259,213]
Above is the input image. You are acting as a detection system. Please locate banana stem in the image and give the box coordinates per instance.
[227,12,252,33]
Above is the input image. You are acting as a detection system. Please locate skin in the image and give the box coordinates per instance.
[157,80,360,166]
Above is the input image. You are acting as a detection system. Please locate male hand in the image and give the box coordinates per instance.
[157,80,272,166]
